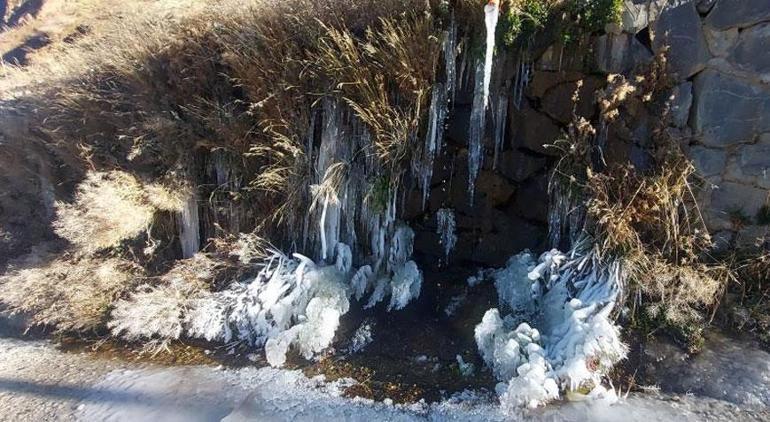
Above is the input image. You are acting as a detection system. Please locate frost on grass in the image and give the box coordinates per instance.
[1,256,140,333]
[53,171,186,253]
[475,241,627,410]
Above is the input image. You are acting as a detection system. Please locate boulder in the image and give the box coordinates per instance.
[689,146,727,177]
[620,0,668,34]
[594,33,653,75]
[473,170,515,208]
[709,181,768,230]
[729,23,770,82]
[497,150,547,183]
[652,1,710,80]
[692,70,770,147]
[696,0,717,14]
[509,174,549,224]
[735,225,770,249]
[526,70,584,100]
[705,0,770,30]
[723,137,770,189]
[704,26,739,58]
[510,105,562,156]
[541,76,602,125]
[669,81,693,128]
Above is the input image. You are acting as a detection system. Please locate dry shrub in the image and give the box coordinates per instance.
[586,159,730,326]
[0,256,142,333]
[53,171,187,252]
[550,70,733,332]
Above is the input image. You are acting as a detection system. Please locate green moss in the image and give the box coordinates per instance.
[569,0,623,33]
[368,175,391,213]
[498,0,552,48]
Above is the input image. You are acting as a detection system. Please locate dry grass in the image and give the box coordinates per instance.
[0,255,142,333]
[312,15,440,172]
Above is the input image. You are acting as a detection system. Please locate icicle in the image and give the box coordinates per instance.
[512,48,532,110]
[444,16,458,105]
[467,61,486,202]
[313,100,346,262]
[482,1,499,109]
[493,93,508,169]
[419,83,447,210]
[436,208,457,263]
[178,192,200,258]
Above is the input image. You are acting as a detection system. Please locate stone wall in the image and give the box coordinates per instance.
[408,0,770,269]
[645,0,770,250]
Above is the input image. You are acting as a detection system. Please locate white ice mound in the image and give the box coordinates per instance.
[113,225,423,367]
[475,242,627,409]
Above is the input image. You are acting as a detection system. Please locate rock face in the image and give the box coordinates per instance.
[691,70,770,147]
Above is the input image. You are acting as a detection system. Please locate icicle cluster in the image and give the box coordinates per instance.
[482,2,499,108]
[474,241,627,409]
[436,208,457,262]
[467,61,486,202]
[546,175,586,249]
[206,149,244,234]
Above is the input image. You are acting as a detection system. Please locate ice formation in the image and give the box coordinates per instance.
[456,355,476,377]
[482,2,499,109]
[512,49,532,111]
[467,2,499,202]
[178,192,200,258]
[436,208,457,262]
[467,61,486,202]
[114,224,421,367]
[417,83,448,210]
[475,242,627,409]
[345,321,374,354]
[492,93,508,169]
